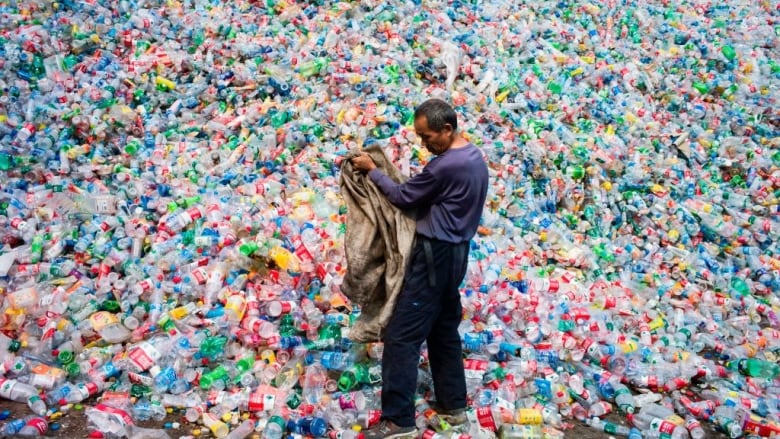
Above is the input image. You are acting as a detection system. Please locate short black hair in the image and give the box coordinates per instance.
[414,99,457,132]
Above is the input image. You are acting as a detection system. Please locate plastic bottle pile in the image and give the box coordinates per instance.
[1,0,779,437]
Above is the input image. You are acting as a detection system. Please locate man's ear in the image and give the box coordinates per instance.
[442,123,454,136]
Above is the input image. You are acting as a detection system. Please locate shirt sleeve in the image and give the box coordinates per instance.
[368,167,439,209]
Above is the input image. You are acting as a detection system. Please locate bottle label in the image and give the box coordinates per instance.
[516,408,542,425]
[666,414,685,426]
[128,343,158,371]
[127,371,154,386]
[476,407,498,431]
[94,403,133,426]
[652,419,676,437]
[464,358,488,380]
[249,391,275,412]
[685,418,701,431]
[603,422,618,434]
[192,267,208,284]
[24,417,48,434]
[363,410,381,428]
[90,311,119,331]
[101,362,119,379]
[0,378,14,399]
[338,392,360,410]
[83,382,100,397]
[743,415,780,436]
[225,295,247,321]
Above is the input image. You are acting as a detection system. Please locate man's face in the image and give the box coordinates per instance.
[414,115,452,155]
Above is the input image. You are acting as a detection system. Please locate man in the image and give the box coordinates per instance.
[351,99,489,439]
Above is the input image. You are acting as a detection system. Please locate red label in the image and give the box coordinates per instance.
[464,359,488,370]
[364,410,381,428]
[248,391,264,412]
[17,264,41,275]
[187,207,202,220]
[85,382,99,396]
[657,420,676,434]
[127,371,153,386]
[476,407,497,431]
[94,404,133,426]
[192,268,208,284]
[128,346,154,371]
[464,358,488,379]
[295,245,313,263]
[743,416,780,436]
[647,375,658,389]
[581,338,595,351]
[25,418,48,434]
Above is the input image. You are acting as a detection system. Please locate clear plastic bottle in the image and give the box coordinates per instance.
[631,411,690,439]
[684,415,705,439]
[585,417,632,436]
[225,419,256,439]
[17,417,48,436]
[0,378,42,405]
[0,416,35,436]
[263,415,287,439]
[712,405,744,438]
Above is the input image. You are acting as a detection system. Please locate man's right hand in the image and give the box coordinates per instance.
[351,153,377,173]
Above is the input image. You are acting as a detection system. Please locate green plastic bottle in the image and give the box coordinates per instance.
[338,363,369,392]
[298,57,329,78]
[200,365,228,389]
[729,358,780,379]
[721,45,736,61]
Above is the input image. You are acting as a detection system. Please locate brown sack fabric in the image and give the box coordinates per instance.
[339,145,416,342]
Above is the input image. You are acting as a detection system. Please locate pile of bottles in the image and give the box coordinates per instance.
[1,0,779,438]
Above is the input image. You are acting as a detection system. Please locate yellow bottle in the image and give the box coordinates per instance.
[515,408,543,425]
[269,246,301,272]
[202,412,229,438]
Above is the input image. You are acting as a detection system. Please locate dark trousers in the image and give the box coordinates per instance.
[381,236,469,427]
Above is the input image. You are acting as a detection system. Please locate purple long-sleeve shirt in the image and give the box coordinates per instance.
[368,143,489,244]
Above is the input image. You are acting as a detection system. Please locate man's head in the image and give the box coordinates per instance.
[413,99,458,155]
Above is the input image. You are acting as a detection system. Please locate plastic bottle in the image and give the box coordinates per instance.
[585,417,633,437]
[0,416,35,436]
[631,411,690,439]
[17,417,48,436]
[0,378,46,414]
[684,415,705,439]
[263,415,287,439]
[225,419,256,439]
[202,412,230,438]
[727,358,780,379]
[289,417,328,437]
[711,405,744,438]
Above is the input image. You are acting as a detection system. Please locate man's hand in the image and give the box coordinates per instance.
[351,153,377,172]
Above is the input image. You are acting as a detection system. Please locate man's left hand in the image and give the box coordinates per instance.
[351,153,377,172]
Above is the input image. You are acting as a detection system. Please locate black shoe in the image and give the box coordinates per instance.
[363,420,418,439]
